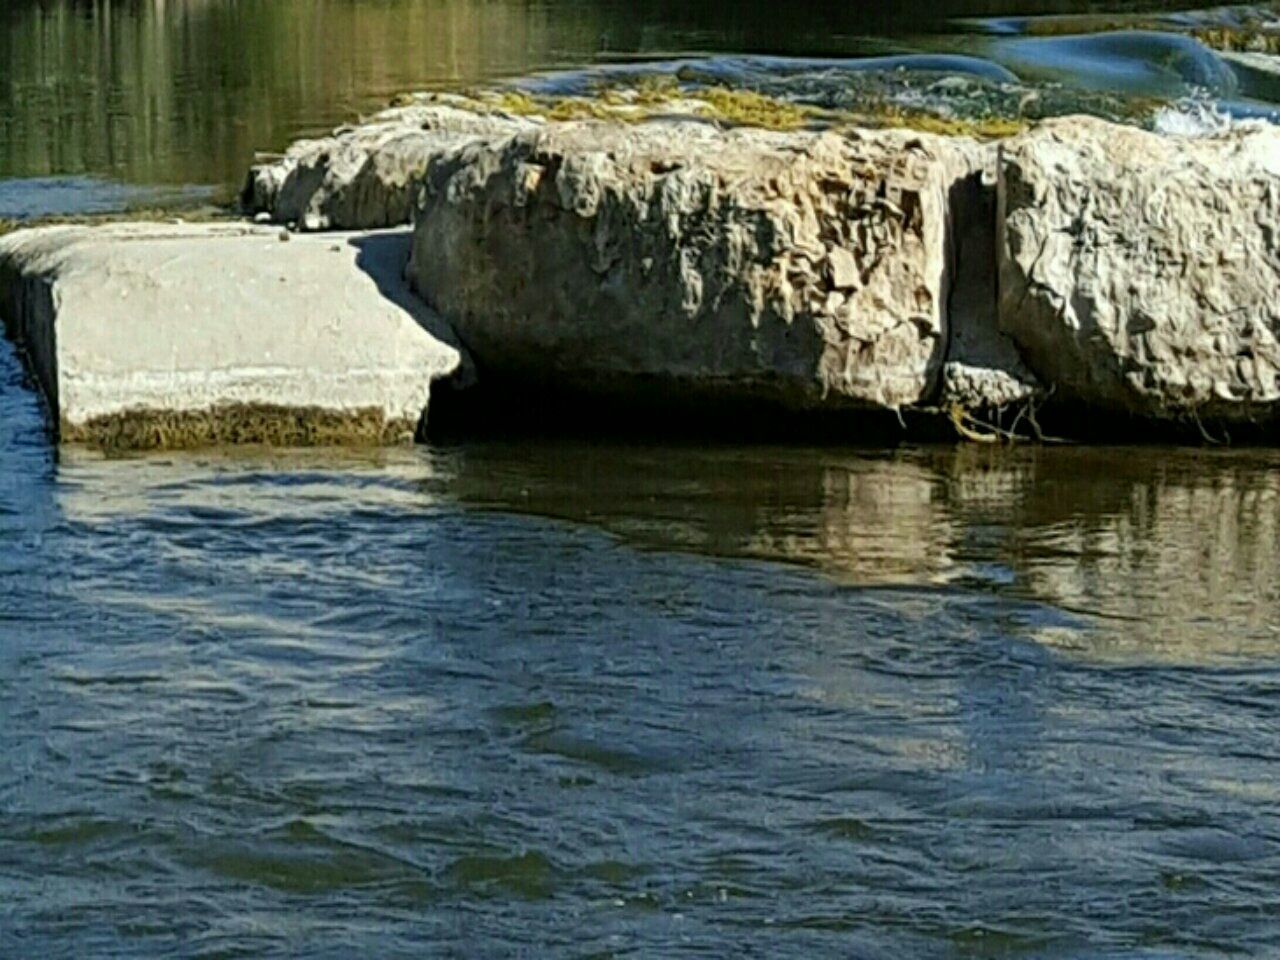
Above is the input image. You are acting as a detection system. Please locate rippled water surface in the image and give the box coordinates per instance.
[3,4,1280,953]
[3,336,1280,956]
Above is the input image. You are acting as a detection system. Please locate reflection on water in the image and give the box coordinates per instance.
[446,440,1280,663]
[1,0,1277,204]
[3,331,1280,953]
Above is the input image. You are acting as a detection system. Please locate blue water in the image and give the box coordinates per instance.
[0,178,214,222]
[3,333,1280,956]
[4,1,1280,954]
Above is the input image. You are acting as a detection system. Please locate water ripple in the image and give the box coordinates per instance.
[3,343,1280,953]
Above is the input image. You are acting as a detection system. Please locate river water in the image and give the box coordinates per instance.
[3,1,1280,957]
[2,0,1280,210]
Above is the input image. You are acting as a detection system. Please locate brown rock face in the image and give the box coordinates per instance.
[999,115,1280,422]
[410,121,996,413]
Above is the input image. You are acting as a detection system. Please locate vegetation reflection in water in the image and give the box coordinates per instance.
[2,336,1280,954]
[2,0,1278,206]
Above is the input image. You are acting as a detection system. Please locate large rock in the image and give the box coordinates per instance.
[0,223,462,448]
[999,115,1280,421]
[411,120,1002,413]
[243,100,537,231]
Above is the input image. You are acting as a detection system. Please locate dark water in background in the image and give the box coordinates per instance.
[1,0,1279,210]
[4,2,1280,956]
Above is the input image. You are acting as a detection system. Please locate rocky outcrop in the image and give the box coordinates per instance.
[243,99,538,231]
[999,115,1280,422]
[0,224,462,448]
[410,119,1024,414]
[10,97,1276,452]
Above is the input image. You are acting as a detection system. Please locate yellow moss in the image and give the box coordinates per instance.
[490,90,544,117]
[841,103,1027,140]
[692,88,815,130]
[631,74,682,106]
[483,90,637,122]
[381,80,1031,140]
[544,97,618,121]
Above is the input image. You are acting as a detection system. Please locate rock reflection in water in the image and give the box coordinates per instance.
[444,441,1280,662]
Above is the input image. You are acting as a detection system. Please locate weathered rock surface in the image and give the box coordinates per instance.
[999,115,1280,421]
[937,153,1041,412]
[411,119,1011,413]
[243,99,537,230]
[0,223,462,447]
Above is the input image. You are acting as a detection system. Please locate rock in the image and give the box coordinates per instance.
[243,100,538,231]
[0,223,463,448]
[999,115,1280,421]
[411,119,993,413]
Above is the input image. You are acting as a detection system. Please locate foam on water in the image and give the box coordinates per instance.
[1152,95,1239,134]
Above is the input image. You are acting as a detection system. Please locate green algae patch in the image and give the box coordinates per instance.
[63,404,420,452]
[394,82,1044,139]
[466,84,821,131]
[627,73,683,105]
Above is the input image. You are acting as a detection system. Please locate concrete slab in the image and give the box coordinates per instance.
[0,223,462,448]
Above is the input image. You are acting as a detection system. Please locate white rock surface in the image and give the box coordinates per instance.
[412,120,996,413]
[999,115,1280,421]
[243,100,538,230]
[0,223,462,447]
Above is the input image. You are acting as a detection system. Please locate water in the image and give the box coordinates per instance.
[4,2,1280,956]
[4,335,1280,956]
[1,0,1279,211]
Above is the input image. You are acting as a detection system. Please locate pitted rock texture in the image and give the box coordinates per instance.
[243,100,538,231]
[411,120,990,412]
[999,115,1280,421]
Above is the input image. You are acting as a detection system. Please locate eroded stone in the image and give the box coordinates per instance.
[999,115,1280,422]
[410,120,993,413]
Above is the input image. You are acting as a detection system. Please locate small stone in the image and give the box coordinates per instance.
[827,246,860,290]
